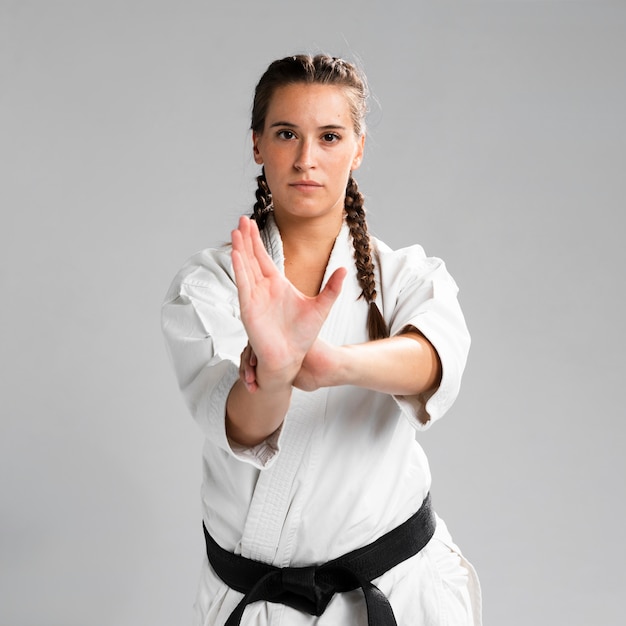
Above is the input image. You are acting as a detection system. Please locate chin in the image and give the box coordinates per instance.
[277,206,343,221]
[275,198,344,220]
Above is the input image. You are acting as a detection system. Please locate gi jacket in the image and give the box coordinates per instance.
[162,215,478,625]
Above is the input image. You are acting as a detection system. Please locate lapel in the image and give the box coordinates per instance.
[240,217,366,564]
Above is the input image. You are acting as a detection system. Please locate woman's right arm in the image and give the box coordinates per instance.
[226,338,295,447]
[226,217,345,446]
[226,377,292,447]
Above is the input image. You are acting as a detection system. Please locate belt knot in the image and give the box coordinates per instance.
[279,564,335,615]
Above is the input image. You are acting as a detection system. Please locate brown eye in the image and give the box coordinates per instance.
[277,130,296,140]
[322,133,340,143]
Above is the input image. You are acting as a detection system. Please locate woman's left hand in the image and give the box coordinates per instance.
[292,338,340,392]
[240,333,339,394]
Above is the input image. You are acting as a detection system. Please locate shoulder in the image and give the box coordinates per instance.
[371,236,453,291]
[163,245,236,304]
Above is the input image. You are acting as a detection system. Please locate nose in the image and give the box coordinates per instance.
[294,139,315,171]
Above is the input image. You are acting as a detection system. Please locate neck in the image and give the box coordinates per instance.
[273,212,343,259]
[272,212,344,297]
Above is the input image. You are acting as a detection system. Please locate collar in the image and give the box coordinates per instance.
[259,213,356,293]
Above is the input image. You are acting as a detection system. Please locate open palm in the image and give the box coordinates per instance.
[231,217,345,388]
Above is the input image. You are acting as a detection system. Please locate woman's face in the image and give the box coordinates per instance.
[253,83,364,227]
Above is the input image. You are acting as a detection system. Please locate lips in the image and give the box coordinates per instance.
[289,180,322,190]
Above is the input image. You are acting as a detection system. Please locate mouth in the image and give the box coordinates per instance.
[290,180,322,188]
[289,180,322,191]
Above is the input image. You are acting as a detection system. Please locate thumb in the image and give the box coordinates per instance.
[315,267,347,311]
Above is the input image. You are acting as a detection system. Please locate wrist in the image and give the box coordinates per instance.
[336,344,358,387]
[226,378,291,447]
[255,360,301,392]
[315,342,350,388]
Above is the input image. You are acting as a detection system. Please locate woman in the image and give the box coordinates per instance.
[162,54,481,626]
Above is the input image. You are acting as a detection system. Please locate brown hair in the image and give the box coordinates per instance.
[250,54,388,340]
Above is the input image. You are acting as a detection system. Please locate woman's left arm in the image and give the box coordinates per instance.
[292,330,441,396]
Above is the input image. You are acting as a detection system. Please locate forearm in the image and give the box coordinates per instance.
[225,376,293,447]
[325,332,441,396]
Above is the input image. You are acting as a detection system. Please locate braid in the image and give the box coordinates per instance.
[251,168,273,229]
[344,176,389,340]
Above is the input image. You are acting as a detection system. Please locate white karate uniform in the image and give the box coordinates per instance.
[162,215,482,625]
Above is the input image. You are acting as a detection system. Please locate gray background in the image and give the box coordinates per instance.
[2,1,624,624]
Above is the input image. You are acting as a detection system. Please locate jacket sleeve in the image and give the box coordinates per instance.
[379,244,471,430]
[161,249,282,469]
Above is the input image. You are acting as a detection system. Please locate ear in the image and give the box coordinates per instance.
[252,131,263,165]
[351,134,365,171]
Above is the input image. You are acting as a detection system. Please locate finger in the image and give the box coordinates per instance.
[238,217,255,268]
[231,227,250,275]
[231,249,251,303]
[239,217,265,283]
[233,220,268,302]
[243,351,255,383]
[233,219,261,287]
[238,217,278,284]
[247,356,258,390]
[315,266,347,312]
[244,362,258,393]
[239,346,247,381]
[240,344,258,392]
[248,217,279,278]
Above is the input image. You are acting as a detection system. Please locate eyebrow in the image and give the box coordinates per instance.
[269,121,348,131]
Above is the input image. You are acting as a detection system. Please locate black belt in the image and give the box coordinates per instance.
[203,493,436,626]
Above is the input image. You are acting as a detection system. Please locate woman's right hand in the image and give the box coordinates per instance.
[231,216,346,392]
